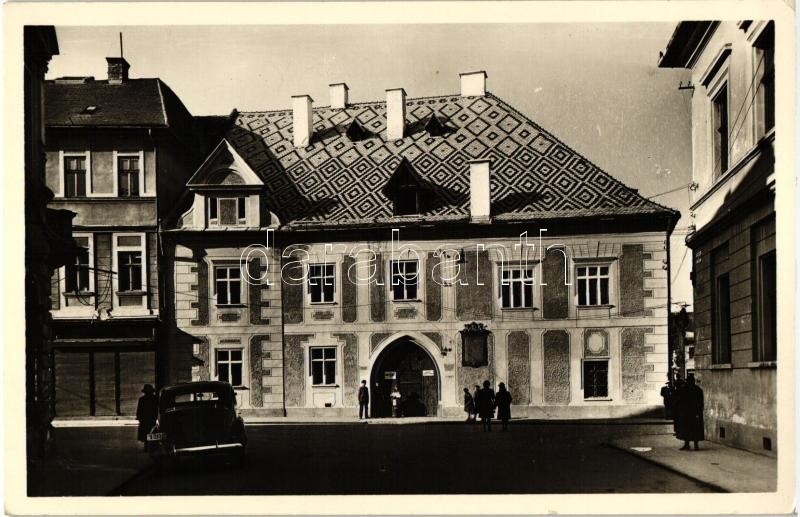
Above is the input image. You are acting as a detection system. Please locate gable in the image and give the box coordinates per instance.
[186,139,263,188]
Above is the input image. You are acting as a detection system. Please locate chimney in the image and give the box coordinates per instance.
[460,71,487,97]
[469,160,491,223]
[106,57,130,84]
[385,88,406,141]
[292,95,314,148]
[329,83,349,109]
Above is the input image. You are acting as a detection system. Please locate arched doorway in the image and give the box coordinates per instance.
[370,337,440,417]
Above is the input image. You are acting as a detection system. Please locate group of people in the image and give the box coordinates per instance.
[661,375,705,450]
[463,380,512,431]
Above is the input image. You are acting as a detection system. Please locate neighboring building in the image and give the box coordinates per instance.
[164,72,679,418]
[24,26,75,457]
[660,21,776,455]
[44,57,200,417]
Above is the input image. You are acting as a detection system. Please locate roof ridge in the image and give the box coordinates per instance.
[234,93,461,116]
[487,92,679,217]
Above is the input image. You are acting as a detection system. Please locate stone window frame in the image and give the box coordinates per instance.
[309,345,339,387]
[747,21,775,141]
[57,150,92,198]
[307,262,337,305]
[700,44,732,182]
[389,258,421,302]
[498,262,537,310]
[113,150,152,198]
[214,346,245,388]
[111,232,148,313]
[581,329,612,401]
[213,263,245,307]
[574,261,615,308]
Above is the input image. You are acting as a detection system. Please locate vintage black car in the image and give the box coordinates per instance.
[147,381,246,462]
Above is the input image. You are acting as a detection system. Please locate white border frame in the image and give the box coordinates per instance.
[57,150,91,198]
[53,232,96,318]
[111,231,148,314]
[112,150,151,197]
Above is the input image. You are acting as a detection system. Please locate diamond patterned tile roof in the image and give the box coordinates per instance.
[224,92,678,229]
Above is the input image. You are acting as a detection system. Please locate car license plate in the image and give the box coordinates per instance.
[146,432,164,441]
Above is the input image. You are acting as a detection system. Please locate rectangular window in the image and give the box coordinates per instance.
[216,349,243,387]
[754,22,775,135]
[583,360,609,399]
[64,155,87,197]
[391,260,419,301]
[310,346,337,386]
[501,267,534,308]
[118,251,142,292]
[308,263,335,304]
[208,197,247,226]
[117,156,140,197]
[712,84,730,178]
[576,265,610,306]
[754,250,777,362]
[713,272,732,364]
[66,236,91,292]
[215,266,242,306]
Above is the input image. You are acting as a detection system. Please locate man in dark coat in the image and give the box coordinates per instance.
[494,382,513,431]
[358,380,370,419]
[660,381,674,419]
[474,380,495,432]
[675,376,704,450]
[136,384,158,449]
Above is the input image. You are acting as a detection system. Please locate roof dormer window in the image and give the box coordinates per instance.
[424,113,450,137]
[385,158,424,216]
[208,196,247,227]
[345,119,369,142]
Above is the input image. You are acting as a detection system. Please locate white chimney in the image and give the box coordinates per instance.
[469,160,491,223]
[386,88,406,141]
[292,94,314,148]
[329,83,349,109]
[460,71,487,97]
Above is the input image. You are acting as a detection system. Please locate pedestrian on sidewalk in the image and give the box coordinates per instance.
[660,381,674,419]
[358,380,370,420]
[463,387,476,422]
[675,376,704,450]
[475,380,495,432]
[494,382,513,431]
[136,384,158,450]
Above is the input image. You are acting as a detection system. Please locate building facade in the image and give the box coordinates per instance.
[164,72,679,418]
[660,21,776,455]
[24,26,76,456]
[45,57,200,417]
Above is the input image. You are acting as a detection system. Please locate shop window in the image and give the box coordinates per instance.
[216,349,243,387]
[310,346,337,386]
[308,263,336,304]
[576,265,610,306]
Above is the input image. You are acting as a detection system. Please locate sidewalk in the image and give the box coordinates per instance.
[607,432,777,493]
[53,415,670,427]
[28,426,152,496]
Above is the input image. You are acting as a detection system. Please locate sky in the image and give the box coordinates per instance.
[48,24,694,307]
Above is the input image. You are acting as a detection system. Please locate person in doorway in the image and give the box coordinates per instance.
[358,380,370,420]
[675,376,704,450]
[390,384,402,417]
[660,381,674,419]
[475,380,495,432]
[494,382,513,431]
[136,384,158,450]
[463,387,476,422]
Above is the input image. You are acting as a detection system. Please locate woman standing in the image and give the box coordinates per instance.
[495,382,513,431]
[463,387,476,422]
